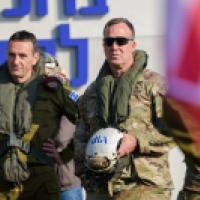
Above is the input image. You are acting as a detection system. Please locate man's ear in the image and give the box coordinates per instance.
[132,41,136,52]
[33,51,40,66]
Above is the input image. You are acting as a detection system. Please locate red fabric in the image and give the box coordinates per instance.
[166,1,200,155]
[176,1,200,83]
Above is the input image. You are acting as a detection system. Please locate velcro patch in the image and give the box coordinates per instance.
[43,76,60,91]
[47,81,59,89]
[69,91,79,102]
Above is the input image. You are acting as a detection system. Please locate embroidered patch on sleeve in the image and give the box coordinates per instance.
[69,91,79,102]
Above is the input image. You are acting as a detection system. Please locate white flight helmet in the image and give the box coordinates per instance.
[85,128,123,173]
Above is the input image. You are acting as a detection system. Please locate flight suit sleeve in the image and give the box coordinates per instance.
[135,95,174,154]
[59,82,79,124]
[42,77,79,162]
[43,76,79,124]
[128,74,175,155]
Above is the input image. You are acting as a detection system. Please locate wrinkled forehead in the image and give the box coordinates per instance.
[8,40,35,54]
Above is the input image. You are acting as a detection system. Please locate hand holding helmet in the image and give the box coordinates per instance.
[117,133,138,157]
[85,128,123,173]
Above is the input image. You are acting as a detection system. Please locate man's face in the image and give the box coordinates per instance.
[103,22,136,76]
[7,40,39,83]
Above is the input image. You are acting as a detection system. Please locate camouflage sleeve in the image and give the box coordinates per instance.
[135,96,174,154]
[130,72,175,154]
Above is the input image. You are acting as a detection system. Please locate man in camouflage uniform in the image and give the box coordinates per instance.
[74,18,175,200]
[0,30,78,200]
[164,98,200,200]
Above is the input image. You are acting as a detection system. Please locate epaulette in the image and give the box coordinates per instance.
[43,76,61,91]
[43,77,79,102]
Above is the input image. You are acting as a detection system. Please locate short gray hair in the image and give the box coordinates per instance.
[103,17,135,39]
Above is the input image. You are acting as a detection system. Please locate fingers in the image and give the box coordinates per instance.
[117,134,137,157]
[42,139,56,152]
[42,138,63,164]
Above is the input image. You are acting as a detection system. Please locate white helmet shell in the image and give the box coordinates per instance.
[85,128,123,173]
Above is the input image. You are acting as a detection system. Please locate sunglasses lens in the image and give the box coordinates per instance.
[104,37,132,46]
[116,38,128,45]
[104,38,115,46]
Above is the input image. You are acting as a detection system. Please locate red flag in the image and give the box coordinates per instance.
[165,0,200,157]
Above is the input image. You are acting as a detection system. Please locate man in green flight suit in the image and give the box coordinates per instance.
[0,30,79,200]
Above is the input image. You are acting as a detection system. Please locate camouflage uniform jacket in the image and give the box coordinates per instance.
[75,68,175,194]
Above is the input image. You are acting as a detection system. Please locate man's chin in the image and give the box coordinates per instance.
[109,62,122,68]
[10,73,23,79]
[11,73,21,77]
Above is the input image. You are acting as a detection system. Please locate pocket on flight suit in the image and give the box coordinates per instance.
[45,168,60,196]
[20,166,60,200]
[29,169,60,200]
[45,181,60,194]
[44,179,60,200]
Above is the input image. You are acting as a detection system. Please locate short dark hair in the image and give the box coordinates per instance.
[103,17,135,39]
[9,30,38,53]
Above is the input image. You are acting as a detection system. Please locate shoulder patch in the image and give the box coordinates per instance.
[69,91,79,102]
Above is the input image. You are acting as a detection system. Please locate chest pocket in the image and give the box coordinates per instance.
[34,96,52,112]
[33,93,61,142]
[129,83,152,121]
[33,95,60,128]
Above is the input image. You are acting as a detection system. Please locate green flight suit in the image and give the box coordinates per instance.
[0,61,78,200]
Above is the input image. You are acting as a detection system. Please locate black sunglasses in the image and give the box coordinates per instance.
[103,37,133,47]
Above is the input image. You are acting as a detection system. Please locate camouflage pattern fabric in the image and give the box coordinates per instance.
[178,189,200,200]
[113,185,171,200]
[74,68,175,199]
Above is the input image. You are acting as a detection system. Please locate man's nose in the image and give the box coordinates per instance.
[110,41,119,49]
[13,56,20,64]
